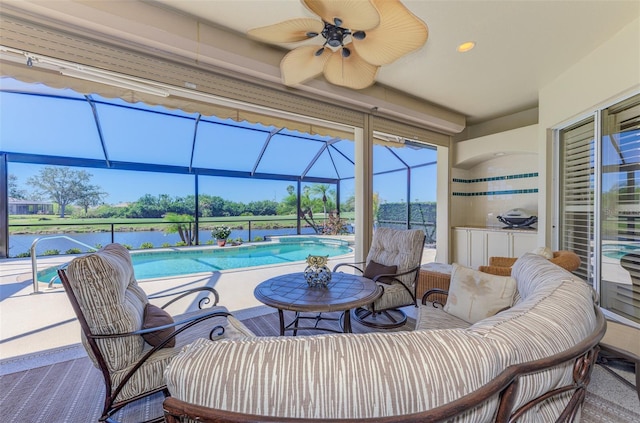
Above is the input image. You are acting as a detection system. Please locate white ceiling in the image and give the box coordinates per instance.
[154,0,639,124]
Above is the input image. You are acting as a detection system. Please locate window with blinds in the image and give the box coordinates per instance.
[559,93,639,324]
[559,118,595,282]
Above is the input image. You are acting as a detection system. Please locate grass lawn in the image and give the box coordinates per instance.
[9,213,356,234]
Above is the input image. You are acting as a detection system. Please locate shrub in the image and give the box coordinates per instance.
[15,251,31,258]
[161,242,171,248]
[65,248,82,254]
[175,241,187,247]
[94,243,103,250]
[253,236,264,242]
[205,239,215,245]
[43,249,60,256]
[140,242,154,249]
[122,244,132,250]
[212,226,231,240]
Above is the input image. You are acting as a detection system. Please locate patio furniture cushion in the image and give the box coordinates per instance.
[364,227,425,310]
[363,260,397,283]
[444,264,517,324]
[142,303,176,347]
[470,253,598,420]
[64,243,255,404]
[165,329,514,420]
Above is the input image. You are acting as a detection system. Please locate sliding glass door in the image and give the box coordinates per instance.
[558,93,639,324]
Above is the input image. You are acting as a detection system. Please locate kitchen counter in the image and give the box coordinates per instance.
[453,225,537,234]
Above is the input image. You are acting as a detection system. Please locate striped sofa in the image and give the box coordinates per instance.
[163,253,604,422]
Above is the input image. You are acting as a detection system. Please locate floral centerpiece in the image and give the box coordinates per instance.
[211,226,231,246]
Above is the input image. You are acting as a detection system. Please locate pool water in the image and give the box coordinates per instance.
[39,237,352,283]
[602,243,640,260]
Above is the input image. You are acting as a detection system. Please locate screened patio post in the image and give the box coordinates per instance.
[1,153,8,259]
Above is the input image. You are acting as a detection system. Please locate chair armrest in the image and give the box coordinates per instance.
[332,262,365,273]
[371,265,420,285]
[488,256,517,267]
[478,265,512,276]
[90,309,233,342]
[421,288,449,306]
[148,286,220,309]
[98,309,234,404]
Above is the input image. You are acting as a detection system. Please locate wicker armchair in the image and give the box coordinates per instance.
[479,250,581,276]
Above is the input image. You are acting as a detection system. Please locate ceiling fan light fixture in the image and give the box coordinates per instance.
[352,31,366,40]
[248,0,427,90]
[457,41,476,53]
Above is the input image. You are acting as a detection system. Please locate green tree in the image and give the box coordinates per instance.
[277,185,298,215]
[75,184,106,215]
[8,174,27,199]
[27,167,99,218]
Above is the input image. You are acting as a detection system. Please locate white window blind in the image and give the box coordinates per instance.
[559,93,640,324]
[559,118,595,281]
[600,95,640,323]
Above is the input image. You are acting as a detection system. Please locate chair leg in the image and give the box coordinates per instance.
[352,307,407,329]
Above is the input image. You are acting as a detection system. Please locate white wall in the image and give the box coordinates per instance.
[538,17,640,246]
[451,124,539,228]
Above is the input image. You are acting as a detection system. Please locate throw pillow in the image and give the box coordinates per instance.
[532,246,554,259]
[444,264,517,324]
[142,303,176,348]
[364,260,398,284]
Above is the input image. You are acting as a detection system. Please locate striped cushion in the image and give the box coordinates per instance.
[511,252,572,300]
[471,254,597,420]
[66,243,256,403]
[110,310,253,402]
[166,330,513,421]
[67,243,147,372]
[415,304,471,331]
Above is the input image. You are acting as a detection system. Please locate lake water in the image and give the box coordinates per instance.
[9,227,318,257]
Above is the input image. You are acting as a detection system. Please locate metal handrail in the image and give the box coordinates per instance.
[30,236,97,294]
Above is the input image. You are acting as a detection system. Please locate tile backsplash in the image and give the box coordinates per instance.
[452,154,538,227]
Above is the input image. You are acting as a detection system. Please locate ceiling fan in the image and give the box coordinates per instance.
[247,0,428,90]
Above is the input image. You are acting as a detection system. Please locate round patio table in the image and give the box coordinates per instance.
[254,272,382,335]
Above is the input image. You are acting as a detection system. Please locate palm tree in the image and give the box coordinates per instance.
[310,184,331,227]
[163,213,195,246]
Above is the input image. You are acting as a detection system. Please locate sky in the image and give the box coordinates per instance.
[2,78,438,205]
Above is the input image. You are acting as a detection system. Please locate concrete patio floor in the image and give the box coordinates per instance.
[0,245,436,367]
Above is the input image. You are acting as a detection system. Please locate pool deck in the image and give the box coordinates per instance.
[0,244,436,373]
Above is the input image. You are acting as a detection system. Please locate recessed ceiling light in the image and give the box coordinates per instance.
[457,41,476,53]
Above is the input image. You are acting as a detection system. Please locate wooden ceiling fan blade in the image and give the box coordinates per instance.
[302,0,380,31]
[354,0,428,66]
[323,48,379,90]
[280,46,331,86]
[248,18,324,44]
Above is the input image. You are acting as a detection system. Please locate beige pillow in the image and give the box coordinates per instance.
[532,246,553,259]
[444,264,517,324]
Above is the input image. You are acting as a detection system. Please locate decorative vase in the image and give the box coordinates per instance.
[217,239,226,247]
[304,255,331,288]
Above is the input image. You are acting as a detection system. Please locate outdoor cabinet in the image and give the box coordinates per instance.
[452,227,537,268]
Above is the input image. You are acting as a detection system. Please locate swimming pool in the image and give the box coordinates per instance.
[602,243,640,260]
[39,237,352,283]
